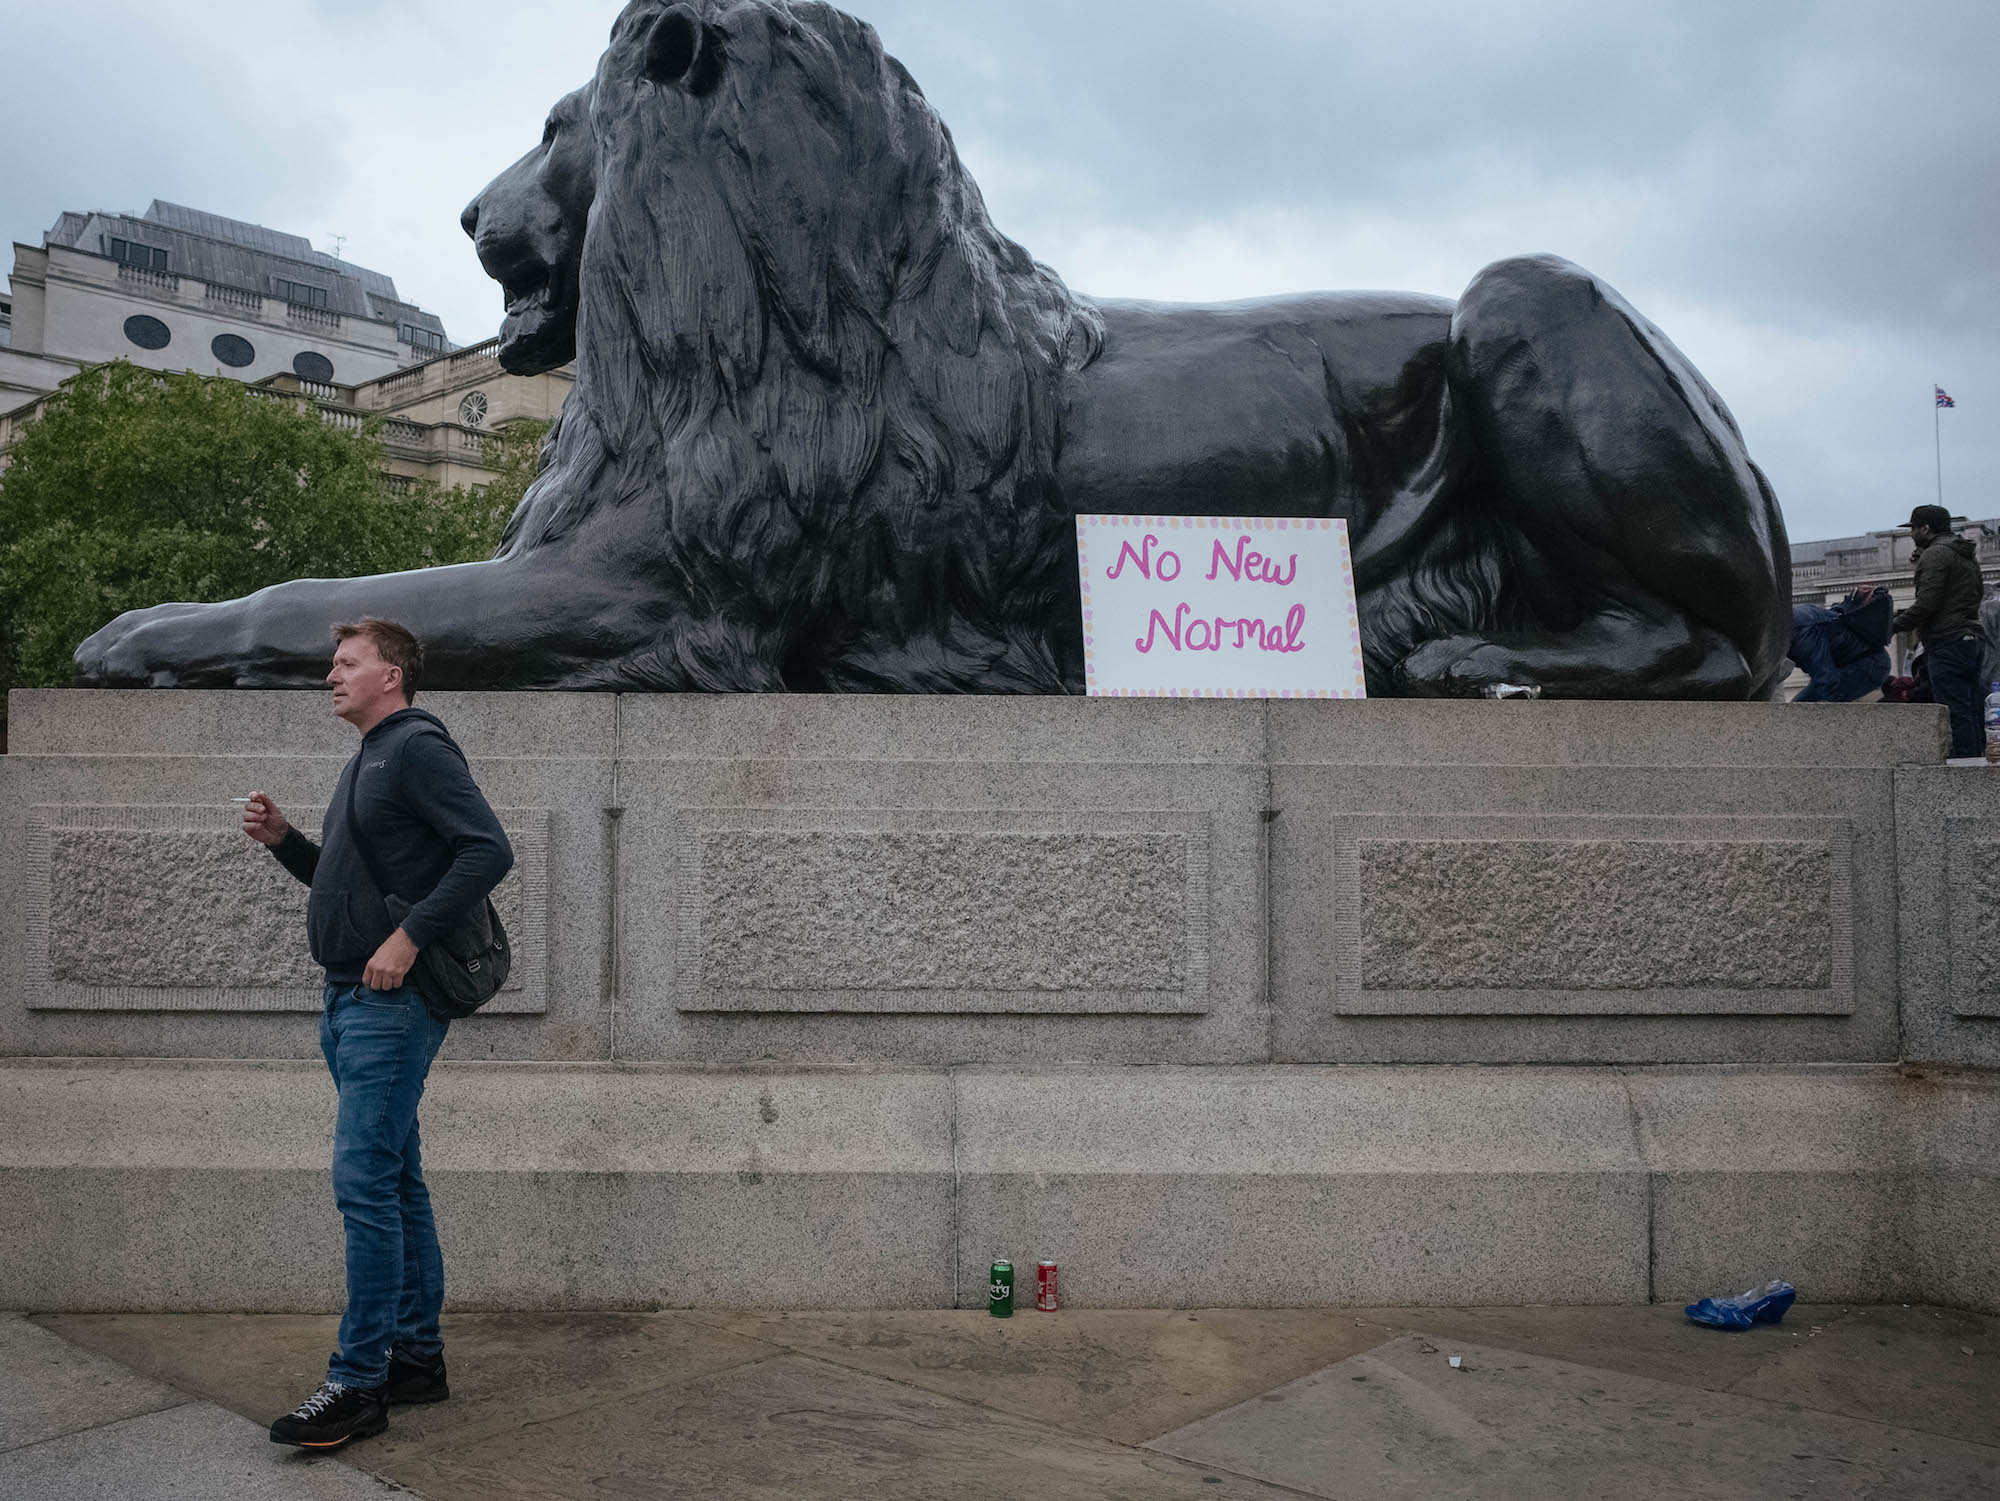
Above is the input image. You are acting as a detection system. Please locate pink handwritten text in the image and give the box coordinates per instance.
[1105,532,1182,582]
[1204,535,1298,586]
[1135,602,1307,655]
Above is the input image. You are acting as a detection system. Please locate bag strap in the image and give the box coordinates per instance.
[339,754,402,907]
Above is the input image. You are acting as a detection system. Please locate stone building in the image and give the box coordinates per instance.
[0,333,572,493]
[0,200,572,490]
[257,338,571,492]
[1,201,455,416]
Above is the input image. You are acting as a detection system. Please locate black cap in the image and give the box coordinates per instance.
[1907,504,1953,532]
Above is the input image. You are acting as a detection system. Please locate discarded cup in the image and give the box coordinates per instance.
[1447,1356,1462,1369]
[1685,1279,1796,1331]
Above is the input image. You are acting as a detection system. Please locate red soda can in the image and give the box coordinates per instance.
[1036,1260,1059,1311]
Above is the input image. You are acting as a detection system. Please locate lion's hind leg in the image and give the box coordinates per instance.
[1397,606,1754,699]
[1410,253,1789,700]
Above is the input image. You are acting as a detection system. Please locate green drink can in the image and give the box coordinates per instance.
[988,1260,1014,1317]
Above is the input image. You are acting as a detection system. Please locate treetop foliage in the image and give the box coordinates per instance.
[0,360,542,694]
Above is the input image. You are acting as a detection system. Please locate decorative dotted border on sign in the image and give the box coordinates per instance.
[1073,514,1367,700]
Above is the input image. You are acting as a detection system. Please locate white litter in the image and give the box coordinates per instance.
[1448,1356,1462,1369]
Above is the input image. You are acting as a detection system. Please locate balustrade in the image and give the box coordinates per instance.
[285,304,341,330]
[116,264,180,295]
[203,283,261,313]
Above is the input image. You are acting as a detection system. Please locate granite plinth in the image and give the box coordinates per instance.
[2,1059,1992,1313]
[1,690,1991,1313]
[0,690,1958,1066]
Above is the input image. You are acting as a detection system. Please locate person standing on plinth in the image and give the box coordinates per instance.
[1892,505,1989,765]
[240,619,513,1448]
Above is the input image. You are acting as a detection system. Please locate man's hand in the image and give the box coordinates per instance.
[364,928,420,992]
[241,792,290,847]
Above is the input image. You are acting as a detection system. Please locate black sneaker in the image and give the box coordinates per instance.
[268,1380,388,1448]
[382,1351,450,1406]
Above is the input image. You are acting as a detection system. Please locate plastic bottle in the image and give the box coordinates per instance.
[1986,683,2000,762]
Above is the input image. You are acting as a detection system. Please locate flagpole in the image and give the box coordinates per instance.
[1935,392,1943,507]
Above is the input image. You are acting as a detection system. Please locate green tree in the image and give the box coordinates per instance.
[0,361,520,693]
[476,416,551,526]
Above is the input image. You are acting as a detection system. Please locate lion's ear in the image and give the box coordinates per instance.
[644,5,719,93]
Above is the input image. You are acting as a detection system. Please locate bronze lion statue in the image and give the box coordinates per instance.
[77,0,1790,697]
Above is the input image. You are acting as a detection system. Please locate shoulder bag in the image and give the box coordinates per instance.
[341,762,511,1020]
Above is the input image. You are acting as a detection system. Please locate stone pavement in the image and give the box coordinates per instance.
[0,1316,403,1499]
[7,1304,1997,1499]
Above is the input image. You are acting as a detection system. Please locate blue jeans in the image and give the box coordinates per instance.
[1926,633,1988,759]
[319,982,449,1390]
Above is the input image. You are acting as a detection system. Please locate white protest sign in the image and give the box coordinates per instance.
[1075,514,1366,698]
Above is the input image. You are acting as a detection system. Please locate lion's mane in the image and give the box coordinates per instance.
[510,0,1104,692]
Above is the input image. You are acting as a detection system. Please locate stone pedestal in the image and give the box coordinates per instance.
[2,691,1993,1310]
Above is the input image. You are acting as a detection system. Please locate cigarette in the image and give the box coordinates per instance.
[232,797,254,804]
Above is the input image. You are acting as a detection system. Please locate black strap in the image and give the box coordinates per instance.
[339,757,404,912]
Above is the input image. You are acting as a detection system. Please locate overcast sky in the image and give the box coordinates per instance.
[3,0,1993,543]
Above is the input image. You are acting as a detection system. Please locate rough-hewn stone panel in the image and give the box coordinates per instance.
[1966,838,2000,1005]
[50,829,322,989]
[700,831,1187,992]
[43,823,529,995]
[1358,839,1831,990]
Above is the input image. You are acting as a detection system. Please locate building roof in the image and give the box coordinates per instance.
[1789,531,1886,566]
[42,200,447,339]
[1791,517,2000,566]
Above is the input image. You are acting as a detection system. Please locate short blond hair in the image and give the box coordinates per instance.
[333,619,423,702]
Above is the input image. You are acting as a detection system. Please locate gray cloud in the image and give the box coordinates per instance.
[3,0,1992,539]
[0,4,352,236]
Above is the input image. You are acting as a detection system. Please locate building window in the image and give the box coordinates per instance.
[104,236,170,272]
[272,278,331,309]
[399,323,447,353]
[211,333,256,368]
[293,351,335,382]
[123,314,172,350]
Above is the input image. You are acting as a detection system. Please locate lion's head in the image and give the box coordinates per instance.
[463,85,596,375]
[467,0,1105,692]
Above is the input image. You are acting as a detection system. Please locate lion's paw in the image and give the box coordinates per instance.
[73,603,217,687]
[1398,635,1530,698]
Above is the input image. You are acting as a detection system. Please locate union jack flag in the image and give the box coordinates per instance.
[1936,386,1956,408]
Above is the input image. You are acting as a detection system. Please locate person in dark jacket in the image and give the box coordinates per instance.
[1980,591,2000,695]
[240,619,512,1448]
[1790,584,1894,702]
[1891,504,1988,761]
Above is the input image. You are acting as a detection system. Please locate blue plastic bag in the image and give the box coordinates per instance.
[1685,1279,1796,1331]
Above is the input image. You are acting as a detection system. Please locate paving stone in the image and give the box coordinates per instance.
[0,1314,183,1454]
[1148,1334,2000,1499]
[1383,1302,1820,1394]
[28,1305,1999,1500]
[40,1311,779,1465]
[694,1307,1399,1444]
[0,1400,409,1500]
[1723,1304,2000,1445]
[384,1352,1295,1500]
[1386,1300,2000,1446]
